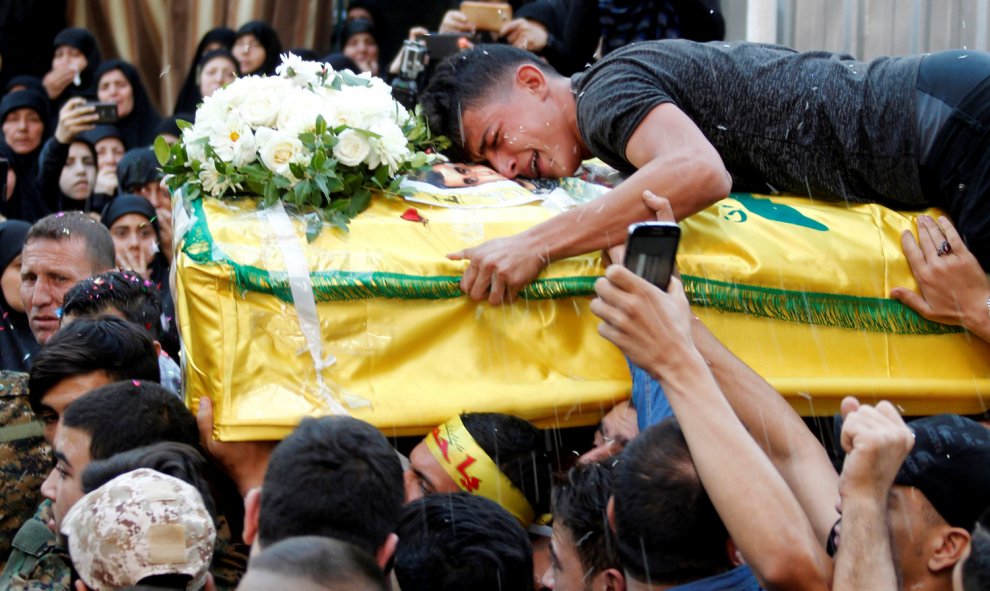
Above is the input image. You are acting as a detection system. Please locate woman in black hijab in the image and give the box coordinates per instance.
[0,142,45,223]
[4,76,47,98]
[94,60,162,149]
[100,194,179,359]
[43,27,102,126]
[234,21,284,76]
[173,27,236,113]
[1,89,50,179]
[0,220,39,371]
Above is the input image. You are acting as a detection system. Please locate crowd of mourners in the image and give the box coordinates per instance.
[2,0,990,590]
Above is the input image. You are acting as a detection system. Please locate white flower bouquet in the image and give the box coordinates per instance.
[156,53,447,234]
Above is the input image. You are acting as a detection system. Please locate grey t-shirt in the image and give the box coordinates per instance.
[571,40,926,205]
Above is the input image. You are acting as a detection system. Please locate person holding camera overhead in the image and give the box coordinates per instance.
[36,97,108,216]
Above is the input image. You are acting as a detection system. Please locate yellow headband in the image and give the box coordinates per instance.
[424,415,536,526]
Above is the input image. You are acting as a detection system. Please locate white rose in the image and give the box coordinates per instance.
[333,129,371,167]
[227,77,292,127]
[258,129,310,179]
[366,121,410,174]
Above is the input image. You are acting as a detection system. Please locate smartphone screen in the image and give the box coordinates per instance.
[623,221,680,290]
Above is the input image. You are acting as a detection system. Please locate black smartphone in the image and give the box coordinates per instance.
[85,101,118,124]
[623,221,681,290]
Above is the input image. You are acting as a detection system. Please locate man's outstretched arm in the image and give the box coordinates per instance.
[449,102,731,304]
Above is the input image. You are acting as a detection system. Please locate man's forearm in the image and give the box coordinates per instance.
[832,496,899,591]
[655,353,833,590]
[691,317,841,545]
[524,155,727,264]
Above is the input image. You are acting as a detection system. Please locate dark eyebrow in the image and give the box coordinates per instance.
[412,466,436,492]
[54,450,71,469]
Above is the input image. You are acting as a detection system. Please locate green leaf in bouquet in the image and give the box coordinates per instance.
[354,127,382,140]
[273,175,292,189]
[186,185,202,201]
[339,70,371,87]
[326,210,350,233]
[289,162,306,180]
[154,136,171,166]
[409,152,429,168]
[292,179,312,200]
[397,185,415,198]
[313,174,330,197]
[305,215,323,243]
[373,166,391,188]
[312,150,326,170]
[299,132,317,150]
[175,118,192,131]
[347,187,372,216]
[330,75,343,92]
[315,115,328,136]
[329,198,349,212]
[263,181,279,203]
[323,133,338,148]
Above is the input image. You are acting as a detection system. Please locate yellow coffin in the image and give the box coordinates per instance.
[176,191,990,441]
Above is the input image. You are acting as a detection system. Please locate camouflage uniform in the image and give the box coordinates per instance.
[211,515,249,591]
[0,371,51,569]
[0,501,72,590]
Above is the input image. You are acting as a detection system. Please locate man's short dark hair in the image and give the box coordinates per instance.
[964,509,990,591]
[552,461,619,575]
[63,270,164,342]
[258,416,404,555]
[26,212,115,273]
[247,536,386,591]
[394,492,532,591]
[461,412,552,516]
[61,380,199,462]
[28,315,160,415]
[612,418,732,585]
[421,44,558,159]
[81,442,216,519]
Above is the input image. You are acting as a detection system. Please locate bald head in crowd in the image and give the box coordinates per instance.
[19,212,115,343]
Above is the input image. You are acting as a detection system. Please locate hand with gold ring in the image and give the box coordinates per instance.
[891,215,990,342]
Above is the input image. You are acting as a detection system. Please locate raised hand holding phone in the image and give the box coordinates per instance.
[623,220,680,290]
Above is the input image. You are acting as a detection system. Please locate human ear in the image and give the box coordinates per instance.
[376,532,399,570]
[928,527,971,573]
[243,487,262,546]
[602,567,626,591]
[515,63,547,96]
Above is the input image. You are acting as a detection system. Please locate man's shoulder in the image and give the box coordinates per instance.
[0,372,51,572]
[0,371,29,400]
[1,506,70,591]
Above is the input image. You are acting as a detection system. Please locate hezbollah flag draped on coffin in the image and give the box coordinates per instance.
[160,54,632,441]
[164,55,990,442]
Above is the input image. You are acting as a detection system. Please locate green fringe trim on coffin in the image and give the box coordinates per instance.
[181,197,961,336]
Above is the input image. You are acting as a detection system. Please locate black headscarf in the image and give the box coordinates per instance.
[0,89,51,178]
[43,136,104,215]
[116,147,162,193]
[4,75,47,98]
[0,220,39,371]
[93,60,162,149]
[173,27,236,114]
[322,53,360,73]
[340,18,378,48]
[100,193,159,232]
[0,142,46,223]
[154,112,193,140]
[79,123,125,149]
[235,21,284,75]
[52,27,102,96]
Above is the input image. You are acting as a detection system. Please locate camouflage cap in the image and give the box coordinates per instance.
[60,468,216,591]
